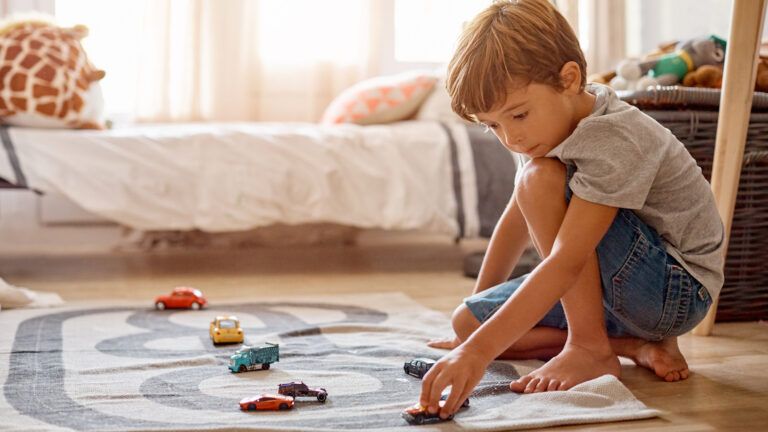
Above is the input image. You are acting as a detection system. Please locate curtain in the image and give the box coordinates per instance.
[555,0,627,76]
[132,0,378,123]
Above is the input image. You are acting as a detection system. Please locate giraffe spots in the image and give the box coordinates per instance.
[0,20,104,128]
[10,97,26,110]
[0,66,11,84]
[21,54,40,69]
[49,55,64,67]
[33,84,58,98]
[35,64,56,82]
[71,93,83,112]
[36,102,57,116]
[5,45,21,60]
[10,73,26,91]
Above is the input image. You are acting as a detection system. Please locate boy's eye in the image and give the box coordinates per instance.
[513,112,528,120]
[481,123,497,133]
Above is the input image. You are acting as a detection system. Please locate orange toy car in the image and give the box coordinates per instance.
[154,287,207,310]
[239,394,294,411]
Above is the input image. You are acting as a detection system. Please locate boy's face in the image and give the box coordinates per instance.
[474,82,584,158]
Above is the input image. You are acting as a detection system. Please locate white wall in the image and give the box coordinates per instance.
[632,0,768,56]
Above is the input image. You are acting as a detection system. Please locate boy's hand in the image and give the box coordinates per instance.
[419,345,490,419]
[426,336,461,350]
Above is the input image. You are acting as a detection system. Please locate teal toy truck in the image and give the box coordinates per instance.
[229,342,279,372]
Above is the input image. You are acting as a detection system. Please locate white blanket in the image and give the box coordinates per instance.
[0,121,478,234]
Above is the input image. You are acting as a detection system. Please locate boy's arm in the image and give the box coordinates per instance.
[473,191,530,294]
[421,195,618,414]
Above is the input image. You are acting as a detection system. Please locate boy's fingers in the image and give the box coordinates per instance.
[426,372,452,413]
[441,382,465,418]
[426,339,448,348]
[420,365,439,406]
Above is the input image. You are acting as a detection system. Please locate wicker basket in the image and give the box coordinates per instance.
[619,86,768,321]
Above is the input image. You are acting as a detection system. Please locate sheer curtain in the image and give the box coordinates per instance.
[132,0,379,123]
[555,0,627,76]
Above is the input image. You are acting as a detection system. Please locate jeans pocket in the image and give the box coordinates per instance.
[609,225,668,338]
[672,280,712,335]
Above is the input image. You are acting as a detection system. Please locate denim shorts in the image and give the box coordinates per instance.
[465,164,713,341]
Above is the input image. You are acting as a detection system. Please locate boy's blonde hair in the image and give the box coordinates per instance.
[447,0,587,122]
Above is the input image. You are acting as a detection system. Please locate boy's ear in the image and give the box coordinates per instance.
[559,61,582,93]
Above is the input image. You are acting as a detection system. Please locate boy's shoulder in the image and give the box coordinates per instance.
[563,86,674,154]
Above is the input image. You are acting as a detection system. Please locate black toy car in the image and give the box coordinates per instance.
[403,358,436,379]
[402,395,470,425]
[277,381,328,402]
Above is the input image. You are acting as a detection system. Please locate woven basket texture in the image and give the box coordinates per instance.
[620,86,768,321]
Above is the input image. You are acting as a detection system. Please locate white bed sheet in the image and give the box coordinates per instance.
[0,121,477,235]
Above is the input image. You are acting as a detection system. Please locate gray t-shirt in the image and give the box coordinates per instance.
[524,83,725,297]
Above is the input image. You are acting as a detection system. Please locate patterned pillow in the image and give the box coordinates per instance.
[321,71,437,125]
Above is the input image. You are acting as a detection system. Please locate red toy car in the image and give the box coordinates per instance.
[154,287,207,310]
[239,394,294,411]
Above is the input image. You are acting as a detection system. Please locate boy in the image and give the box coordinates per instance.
[420,0,724,419]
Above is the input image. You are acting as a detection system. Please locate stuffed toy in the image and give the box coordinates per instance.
[682,64,723,88]
[681,59,768,92]
[610,35,726,91]
[0,17,105,129]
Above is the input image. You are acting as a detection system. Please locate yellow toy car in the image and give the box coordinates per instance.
[209,316,244,344]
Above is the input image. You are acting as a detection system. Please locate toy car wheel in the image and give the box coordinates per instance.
[247,403,256,411]
[155,302,165,310]
[238,365,247,373]
[412,414,424,425]
[317,392,327,403]
[279,403,289,410]
[262,363,270,370]
[403,364,409,373]
[190,302,201,310]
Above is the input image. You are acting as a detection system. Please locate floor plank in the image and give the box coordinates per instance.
[1,233,765,431]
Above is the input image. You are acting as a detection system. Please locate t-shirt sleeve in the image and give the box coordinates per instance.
[567,121,662,209]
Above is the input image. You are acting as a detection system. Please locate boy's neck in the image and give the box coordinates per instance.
[572,89,597,129]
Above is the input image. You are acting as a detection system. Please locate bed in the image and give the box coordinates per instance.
[0,121,516,239]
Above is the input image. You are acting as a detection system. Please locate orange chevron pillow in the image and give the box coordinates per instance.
[321,71,437,125]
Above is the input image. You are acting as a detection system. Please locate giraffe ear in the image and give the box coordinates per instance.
[68,24,89,40]
[88,70,106,82]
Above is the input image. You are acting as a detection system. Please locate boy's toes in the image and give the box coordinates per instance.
[546,379,561,391]
[680,369,689,380]
[533,377,551,393]
[510,375,533,393]
[524,377,542,393]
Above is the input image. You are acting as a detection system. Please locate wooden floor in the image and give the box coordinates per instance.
[1,232,766,431]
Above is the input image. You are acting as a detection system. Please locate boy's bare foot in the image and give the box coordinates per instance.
[509,343,620,393]
[613,337,689,382]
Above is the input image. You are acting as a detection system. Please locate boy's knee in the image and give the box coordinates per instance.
[516,158,567,205]
[452,303,481,341]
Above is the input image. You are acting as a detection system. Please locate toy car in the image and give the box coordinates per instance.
[277,381,328,402]
[229,343,279,372]
[401,395,470,425]
[209,315,244,344]
[239,394,294,411]
[154,287,207,310]
[403,358,436,379]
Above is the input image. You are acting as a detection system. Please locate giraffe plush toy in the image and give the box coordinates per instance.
[0,17,105,129]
